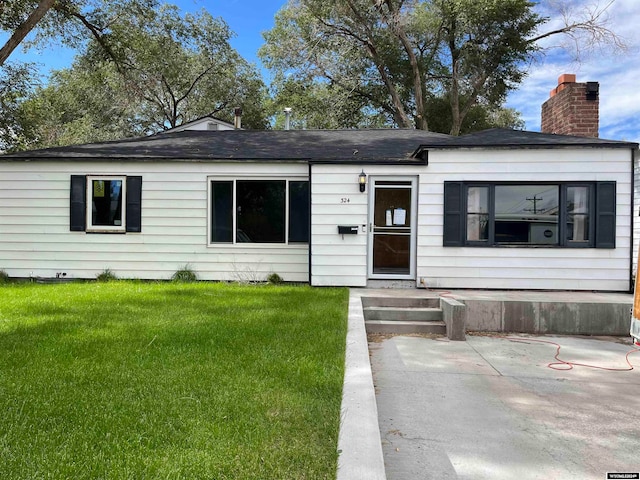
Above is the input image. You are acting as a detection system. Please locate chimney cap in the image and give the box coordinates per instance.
[233,107,242,129]
[586,81,599,100]
[558,73,576,85]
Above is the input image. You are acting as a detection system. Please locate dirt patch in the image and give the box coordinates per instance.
[367,332,445,343]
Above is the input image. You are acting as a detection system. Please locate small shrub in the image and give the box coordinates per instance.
[267,272,284,285]
[0,270,9,283]
[172,265,198,282]
[96,268,117,282]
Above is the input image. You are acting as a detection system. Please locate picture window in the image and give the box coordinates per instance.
[210,179,309,244]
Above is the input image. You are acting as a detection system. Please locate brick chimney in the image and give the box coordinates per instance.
[541,74,599,138]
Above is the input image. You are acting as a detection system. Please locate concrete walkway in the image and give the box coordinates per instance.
[370,334,640,480]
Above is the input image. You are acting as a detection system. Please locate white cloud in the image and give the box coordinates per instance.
[506,0,640,143]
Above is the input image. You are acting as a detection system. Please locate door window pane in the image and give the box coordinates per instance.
[374,188,411,227]
[236,180,285,243]
[495,185,559,245]
[211,181,233,243]
[373,234,410,275]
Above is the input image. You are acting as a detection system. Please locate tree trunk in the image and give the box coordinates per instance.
[376,62,413,128]
[449,63,463,135]
[395,28,428,130]
[0,0,56,66]
[365,42,412,128]
[447,23,462,136]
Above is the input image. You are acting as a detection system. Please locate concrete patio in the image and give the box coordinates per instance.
[371,334,640,479]
[337,288,638,480]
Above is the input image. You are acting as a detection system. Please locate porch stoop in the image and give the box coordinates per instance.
[362,296,446,335]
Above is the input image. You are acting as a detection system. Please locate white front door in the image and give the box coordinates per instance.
[368,177,417,279]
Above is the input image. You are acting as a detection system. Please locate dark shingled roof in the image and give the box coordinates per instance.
[2,128,636,163]
[0,129,451,163]
[414,128,638,151]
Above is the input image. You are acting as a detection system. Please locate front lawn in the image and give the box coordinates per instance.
[0,282,348,479]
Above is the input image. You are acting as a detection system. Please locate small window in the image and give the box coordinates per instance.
[70,175,142,233]
[87,177,126,232]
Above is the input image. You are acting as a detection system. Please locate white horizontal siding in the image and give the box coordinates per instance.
[311,165,367,286]
[310,149,633,290]
[310,164,424,286]
[417,148,633,291]
[0,161,309,282]
[2,146,634,290]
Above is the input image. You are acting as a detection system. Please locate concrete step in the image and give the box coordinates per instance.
[361,296,440,309]
[363,306,443,322]
[365,320,446,335]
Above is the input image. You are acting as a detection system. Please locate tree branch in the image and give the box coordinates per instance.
[313,11,412,127]
[0,0,56,67]
[54,3,130,74]
[528,0,626,55]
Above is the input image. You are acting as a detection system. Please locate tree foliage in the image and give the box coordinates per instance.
[0,62,40,151]
[9,61,143,150]
[4,3,268,150]
[267,76,388,129]
[0,0,159,66]
[87,3,268,131]
[260,0,624,134]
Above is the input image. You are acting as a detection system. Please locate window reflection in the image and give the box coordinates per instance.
[466,186,489,241]
[91,179,123,227]
[567,186,590,242]
[494,185,559,244]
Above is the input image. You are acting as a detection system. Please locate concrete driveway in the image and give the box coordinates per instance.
[370,334,640,480]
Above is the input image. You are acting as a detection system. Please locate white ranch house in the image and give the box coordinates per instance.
[0,127,636,291]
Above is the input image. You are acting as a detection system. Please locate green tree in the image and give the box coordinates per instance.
[268,76,388,129]
[89,4,267,130]
[8,3,268,150]
[0,0,156,66]
[260,0,624,135]
[12,61,143,150]
[0,62,40,151]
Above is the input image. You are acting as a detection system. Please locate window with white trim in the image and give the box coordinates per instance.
[70,175,142,233]
[209,179,309,244]
[87,176,126,232]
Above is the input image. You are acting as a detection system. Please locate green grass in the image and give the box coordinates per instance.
[0,282,348,479]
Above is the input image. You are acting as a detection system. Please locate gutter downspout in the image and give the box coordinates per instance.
[631,147,637,293]
[308,162,312,286]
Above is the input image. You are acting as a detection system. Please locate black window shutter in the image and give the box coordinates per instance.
[126,176,143,233]
[70,175,86,231]
[595,182,616,249]
[443,182,464,246]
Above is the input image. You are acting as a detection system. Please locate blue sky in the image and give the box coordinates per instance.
[3,0,639,143]
[505,0,640,143]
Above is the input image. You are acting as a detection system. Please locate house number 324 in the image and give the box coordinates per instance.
[340,198,350,203]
